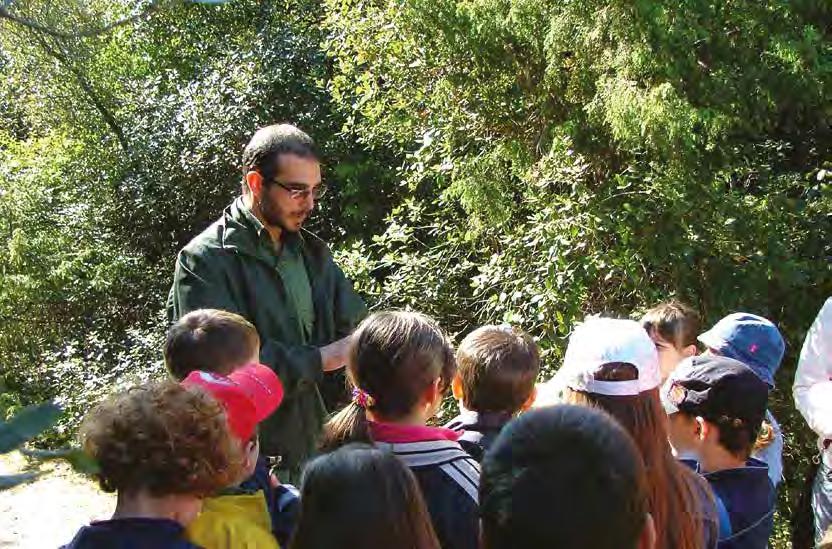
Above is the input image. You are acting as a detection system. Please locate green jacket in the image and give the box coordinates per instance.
[168,198,367,480]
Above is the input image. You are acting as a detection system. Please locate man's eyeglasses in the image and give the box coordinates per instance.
[271,180,328,200]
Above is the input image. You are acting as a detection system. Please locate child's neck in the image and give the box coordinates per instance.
[112,491,195,526]
[699,446,747,473]
[368,408,430,426]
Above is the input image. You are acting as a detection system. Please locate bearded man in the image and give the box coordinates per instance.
[168,124,367,481]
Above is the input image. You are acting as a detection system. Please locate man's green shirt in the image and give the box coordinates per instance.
[168,198,367,481]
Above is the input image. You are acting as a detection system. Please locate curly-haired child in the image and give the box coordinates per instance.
[62,381,242,548]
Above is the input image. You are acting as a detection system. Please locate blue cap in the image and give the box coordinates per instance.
[664,355,769,428]
[697,313,784,388]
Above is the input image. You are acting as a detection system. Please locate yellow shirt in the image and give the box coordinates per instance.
[186,491,279,549]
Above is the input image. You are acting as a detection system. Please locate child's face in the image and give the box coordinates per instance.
[648,331,690,383]
[666,412,701,459]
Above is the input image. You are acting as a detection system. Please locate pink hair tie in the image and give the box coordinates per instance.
[352,388,376,408]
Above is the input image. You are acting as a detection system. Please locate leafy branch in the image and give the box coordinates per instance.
[0,0,229,39]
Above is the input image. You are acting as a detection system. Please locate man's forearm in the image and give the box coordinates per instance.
[320,335,353,372]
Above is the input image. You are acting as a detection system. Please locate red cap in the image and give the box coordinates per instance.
[182,363,284,442]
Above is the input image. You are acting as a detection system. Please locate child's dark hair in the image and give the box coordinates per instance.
[164,309,260,380]
[708,414,762,460]
[80,381,242,497]
[456,325,540,413]
[290,444,440,549]
[642,300,700,349]
[480,405,649,549]
[321,311,455,451]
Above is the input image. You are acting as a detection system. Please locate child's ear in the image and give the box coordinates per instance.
[420,377,444,407]
[243,438,258,469]
[695,416,710,442]
[519,386,538,412]
[682,344,697,358]
[451,375,464,401]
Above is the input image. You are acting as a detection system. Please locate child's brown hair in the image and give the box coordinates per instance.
[641,300,700,350]
[81,381,242,497]
[456,325,539,414]
[164,309,260,380]
[321,311,455,451]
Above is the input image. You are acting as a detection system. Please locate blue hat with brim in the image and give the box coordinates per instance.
[697,313,785,388]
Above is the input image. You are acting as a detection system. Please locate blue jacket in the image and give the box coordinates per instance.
[62,518,200,549]
[444,410,514,462]
[685,458,775,549]
[240,456,300,547]
[371,422,480,549]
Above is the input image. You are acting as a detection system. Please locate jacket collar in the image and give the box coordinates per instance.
[451,408,514,431]
[681,456,771,479]
[369,420,460,443]
[221,197,304,262]
[703,457,771,482]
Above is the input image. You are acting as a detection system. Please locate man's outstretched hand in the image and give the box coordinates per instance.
[320,335,353,372]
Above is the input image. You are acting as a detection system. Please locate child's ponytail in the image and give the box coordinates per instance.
[320,390,373,452]
[754,420,775,451]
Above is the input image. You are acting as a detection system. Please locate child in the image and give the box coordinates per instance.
[321,311,480,549]
[290,444,440,549]
[164,308,261,379]
[444,324,540,461]
[181,363,284,549]
[165,308,299,546]
[793,297,832,543]
[557,317,718,549]
[642,300,700,382]
[663,355,775,548]
[480,405,656,549]
[698,313,785,486]
[63,382,241,548]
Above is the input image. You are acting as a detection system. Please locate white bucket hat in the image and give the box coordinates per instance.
[561,317,660,396]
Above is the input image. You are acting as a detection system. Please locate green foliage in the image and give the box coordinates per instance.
[0,403,61,453]
[325,1,831,544]
[0,0,398,442]
[0,402,95,490]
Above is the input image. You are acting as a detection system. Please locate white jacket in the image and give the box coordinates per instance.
[794,297,832,465]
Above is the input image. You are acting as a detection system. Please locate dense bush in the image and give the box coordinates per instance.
[0,0,397,434]
[323,0,831,542]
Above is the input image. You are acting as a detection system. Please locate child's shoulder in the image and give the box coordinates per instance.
[187,491,279,549]
[62,518,200,549]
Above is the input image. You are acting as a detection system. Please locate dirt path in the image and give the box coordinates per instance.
[0,452,114,548]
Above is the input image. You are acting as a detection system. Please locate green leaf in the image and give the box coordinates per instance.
[20,447,100,475]
[0,472,41,491]
[0,403,62,454]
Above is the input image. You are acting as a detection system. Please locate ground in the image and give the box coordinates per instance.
[0,452,114,548]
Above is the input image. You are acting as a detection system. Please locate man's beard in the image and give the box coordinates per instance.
[260,193,307,233]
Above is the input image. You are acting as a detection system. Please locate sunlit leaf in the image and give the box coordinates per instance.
[0,403,62,454]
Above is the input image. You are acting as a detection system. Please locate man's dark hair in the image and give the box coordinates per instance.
[456,325,539,413]
[164,309,260,380]
[241,124,319,195]
[480,405,649,549]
